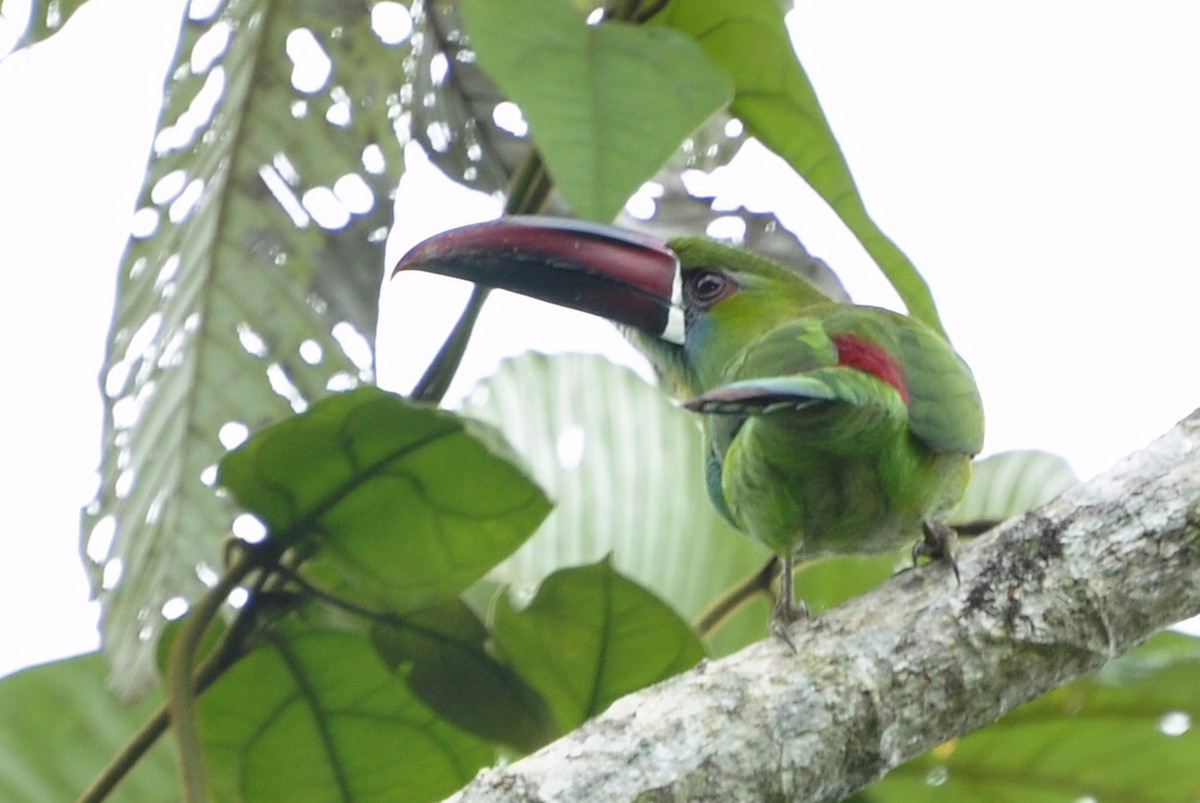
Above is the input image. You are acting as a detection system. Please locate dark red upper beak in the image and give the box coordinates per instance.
[392,217,685,344]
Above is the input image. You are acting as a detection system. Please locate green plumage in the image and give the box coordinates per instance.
[394,219,985,631]
[628,237,984,621]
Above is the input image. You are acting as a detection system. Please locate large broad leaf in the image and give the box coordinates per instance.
[458,0,733,222]
[81,1,412,695]
[218,387,551,613]
[869,632,1200,802]
[459,353,772,653]
[0,653,175,802]
[199,629,493,802]
[371,598,557,752]
[949,450,1079,528]
[492,559,705,733]
[653,0,947,338]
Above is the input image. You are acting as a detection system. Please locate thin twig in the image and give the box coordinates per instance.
[693,556,779,637]
[410,148,551,405]
[166,547,261,803]
[78,557,271,803]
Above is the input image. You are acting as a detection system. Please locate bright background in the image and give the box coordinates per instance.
[2,1,1198,679]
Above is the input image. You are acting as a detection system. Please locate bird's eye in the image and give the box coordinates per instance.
[687,270,734,307]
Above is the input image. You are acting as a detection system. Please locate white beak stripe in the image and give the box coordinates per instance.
[662,263,686,345]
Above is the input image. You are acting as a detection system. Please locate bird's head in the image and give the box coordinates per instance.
[392,217,835,397]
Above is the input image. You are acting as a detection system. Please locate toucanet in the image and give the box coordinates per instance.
[393,217,985,635]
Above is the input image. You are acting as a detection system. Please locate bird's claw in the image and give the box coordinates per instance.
[770,596,808,654]
[913,519,960,584]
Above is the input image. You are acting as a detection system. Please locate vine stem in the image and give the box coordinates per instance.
[410,148,551,405]
[78,549,269,803]
[693,556,779,637]
[166,546,261,803]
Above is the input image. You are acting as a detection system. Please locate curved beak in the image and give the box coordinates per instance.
[392,217,685,344]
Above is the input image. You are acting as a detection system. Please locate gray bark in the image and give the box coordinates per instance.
[445,408,1200,802]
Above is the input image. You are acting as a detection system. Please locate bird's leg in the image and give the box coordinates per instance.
[914,519,960,584]
[770,554,806,651]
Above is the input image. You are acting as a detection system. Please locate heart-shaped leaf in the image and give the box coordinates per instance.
[492,559,705,733]
[371,599,557,752]
[459,0,733,221]
[219,387,551,613]
[199,629,493,802]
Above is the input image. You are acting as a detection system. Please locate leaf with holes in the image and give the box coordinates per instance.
[869,632,1200,802]
[408,1,531,197]
[83,1,413,695]
[492,558,705,733]
[0,0,92,53]
[199,629,493,802]
[623,171,850,303]
[218,387,551,613]
[459,0,733,222]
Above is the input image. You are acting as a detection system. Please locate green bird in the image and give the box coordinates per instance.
[393,217,985,635]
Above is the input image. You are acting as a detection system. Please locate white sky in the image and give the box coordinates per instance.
[2,1,1198,679]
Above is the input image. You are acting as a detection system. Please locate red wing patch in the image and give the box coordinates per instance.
[832,334,909,403]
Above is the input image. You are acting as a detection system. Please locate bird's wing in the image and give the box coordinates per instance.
[890,317,985,456]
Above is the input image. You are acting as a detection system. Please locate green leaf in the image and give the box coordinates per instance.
[0,0,91,54]
[459,0,733,222]
[492,559,705,733]
[869,632,1200,802]
[219,387,552,613]
[371,599,558,752]
[459,353,771,654]
[653,0,947,338]
[0,653,175,802]
[949,450,1079,527]
[199,630,493,802]
[83,0,413,695]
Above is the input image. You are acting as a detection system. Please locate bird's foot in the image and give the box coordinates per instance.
[913,519,960,584]
[769,596,808,653]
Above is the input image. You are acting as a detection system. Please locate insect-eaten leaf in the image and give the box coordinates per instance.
[218,387,551,614]
[198,629,494,802]
[372,598,558,753]
[493,558,705,733]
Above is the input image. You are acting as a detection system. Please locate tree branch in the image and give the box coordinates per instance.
[446,408,1200,802]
